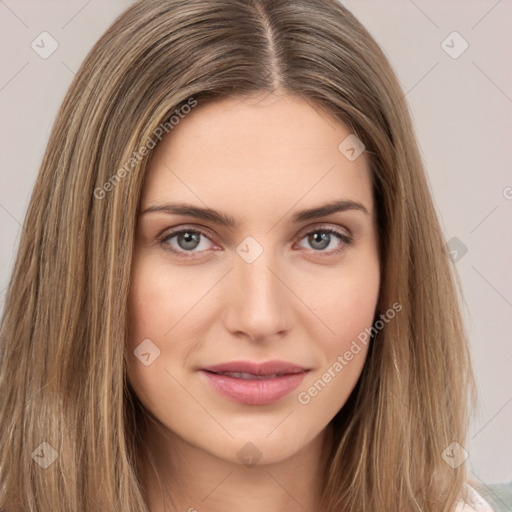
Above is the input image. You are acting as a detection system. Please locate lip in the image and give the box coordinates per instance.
[199,360,310,406]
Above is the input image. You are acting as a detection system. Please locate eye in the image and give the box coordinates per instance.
[157,225,353,258]
[158,227,217,256]
[296,227,352,254]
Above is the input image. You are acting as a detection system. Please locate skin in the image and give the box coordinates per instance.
[126,91,380,512]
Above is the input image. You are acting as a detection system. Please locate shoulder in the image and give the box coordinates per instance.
[455,484,494,511]
[467,481,512,512]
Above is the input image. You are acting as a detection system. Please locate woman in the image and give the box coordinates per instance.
[0,0,492,510]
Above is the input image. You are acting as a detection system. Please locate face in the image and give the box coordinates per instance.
[126,92,380,466]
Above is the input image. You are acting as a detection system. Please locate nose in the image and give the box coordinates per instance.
[222,249,293,343]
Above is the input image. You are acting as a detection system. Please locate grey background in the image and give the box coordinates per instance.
[0,0,510,484]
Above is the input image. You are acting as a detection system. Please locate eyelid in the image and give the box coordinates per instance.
[157,222,352,241]
[296,222,352,240]
[157,223,215,241]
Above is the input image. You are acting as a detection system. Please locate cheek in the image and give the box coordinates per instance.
[297,249,380,349]
[126,258,174,394]
[125,255,215,401]
[127,258,194,349]
[294,248,380,407]
[327,271,379,351]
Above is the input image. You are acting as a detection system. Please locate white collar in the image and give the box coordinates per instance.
[455,484,493,511]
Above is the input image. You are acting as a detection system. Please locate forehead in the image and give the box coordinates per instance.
[140,93,373,223]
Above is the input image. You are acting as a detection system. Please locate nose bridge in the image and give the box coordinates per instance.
[222,240,291,339]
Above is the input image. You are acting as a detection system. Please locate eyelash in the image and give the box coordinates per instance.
[157,225,353,258]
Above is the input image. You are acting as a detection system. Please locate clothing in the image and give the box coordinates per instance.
[456,484,494,511]
[471,481,512,512]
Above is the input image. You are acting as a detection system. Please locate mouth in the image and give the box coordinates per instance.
[207,370,302,380]
[199,360,310,405]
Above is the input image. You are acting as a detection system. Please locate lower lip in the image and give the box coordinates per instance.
[200,370,308,405]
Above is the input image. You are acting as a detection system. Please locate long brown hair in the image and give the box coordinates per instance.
[0,0,475,510]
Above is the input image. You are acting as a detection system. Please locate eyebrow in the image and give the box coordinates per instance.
[141,199,369,227]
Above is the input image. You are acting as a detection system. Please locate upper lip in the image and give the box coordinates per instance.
[200,360,309,376]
